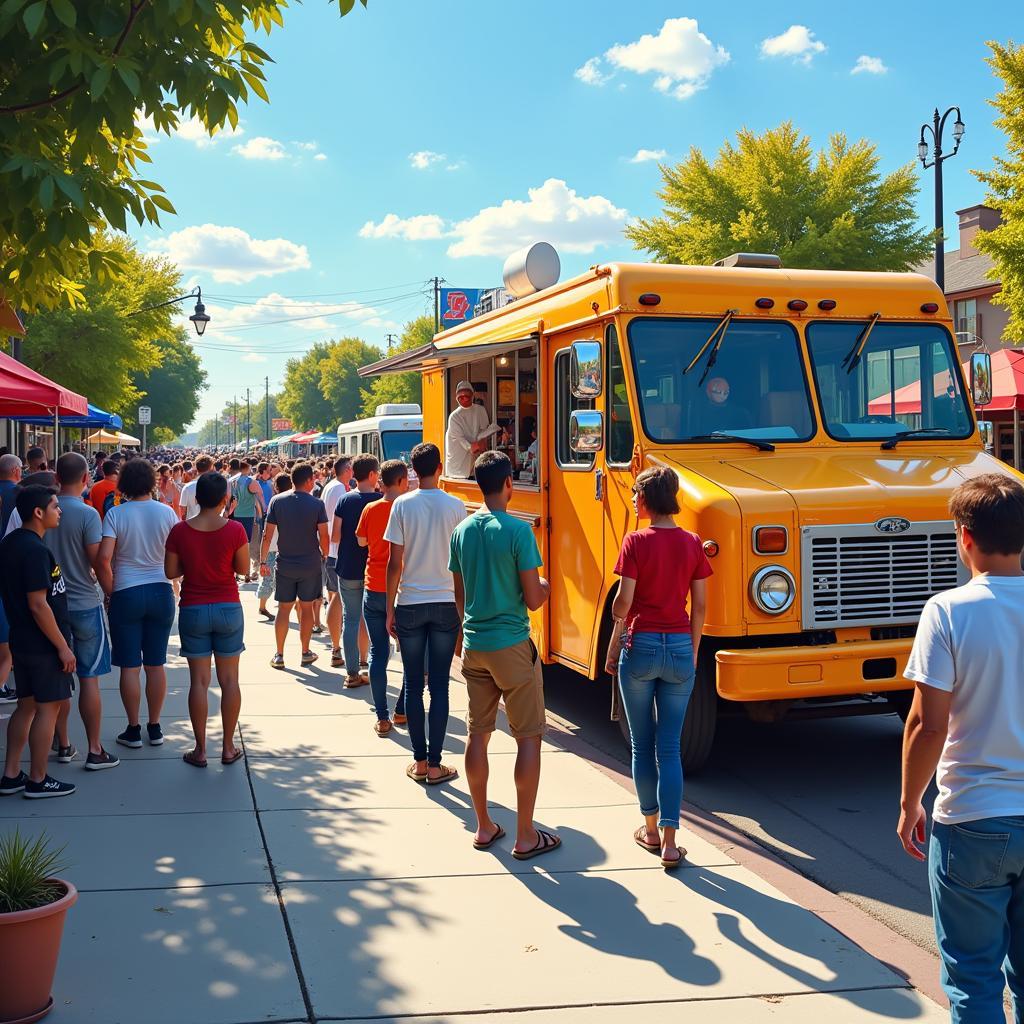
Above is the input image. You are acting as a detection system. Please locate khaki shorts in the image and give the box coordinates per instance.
[462,637,546,739]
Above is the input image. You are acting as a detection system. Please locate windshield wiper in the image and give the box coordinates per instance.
[880,428,952,451]
[842,312,882,374]
[683,309,739,386]
[691,433,776,452]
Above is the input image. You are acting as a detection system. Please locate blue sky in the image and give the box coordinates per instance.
[129,0,1018,430]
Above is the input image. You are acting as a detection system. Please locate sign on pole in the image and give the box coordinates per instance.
[272,418,292,432]
[137,406,151,424]
[439,288,484,330]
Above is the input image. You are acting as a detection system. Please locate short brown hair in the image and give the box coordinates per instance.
[380,459,408,487]
[633,466,680,516]
[351,454,380,482]
[195,456,213,473]
[291,462,314,488]
[950,473,1024,556]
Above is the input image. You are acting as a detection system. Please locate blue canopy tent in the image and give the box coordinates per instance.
[11,404,123,430]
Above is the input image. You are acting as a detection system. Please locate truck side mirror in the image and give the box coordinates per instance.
[570,340,602,399]
[970,351,992,408]
[569,409,604,454]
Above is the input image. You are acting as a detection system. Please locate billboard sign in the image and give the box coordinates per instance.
[272,418,292,432]
[439,288,484,330]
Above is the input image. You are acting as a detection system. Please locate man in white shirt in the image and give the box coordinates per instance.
[178,455,213,520]
[444,381,492,479]
[899,473,1024,1019]
[385,442,466,785]
[320,456,353,667]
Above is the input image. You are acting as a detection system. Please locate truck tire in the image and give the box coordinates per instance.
[616,648,718,775]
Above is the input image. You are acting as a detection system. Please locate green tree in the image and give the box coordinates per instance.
[127,333,208,438]
[974,41,1024,342]
[0,0,367,311]
[320,337,383,423]
[248,390,282,441]
[360,314,432,416]
[18,233,180,412]
[278,342,338,432]
[626,122,933,271]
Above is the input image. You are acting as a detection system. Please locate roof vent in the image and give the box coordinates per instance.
[714,253,783,269]
[503,242,561,298]
[374,403,421,416]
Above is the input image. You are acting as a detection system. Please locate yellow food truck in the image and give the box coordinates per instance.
[361,251,1001,770]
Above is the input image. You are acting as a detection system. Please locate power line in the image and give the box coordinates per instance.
[203,280,425,302]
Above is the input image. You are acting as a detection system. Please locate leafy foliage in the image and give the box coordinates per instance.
[626,122,934,271]
[0,0,368,311]
[320,337,383,423]
[129,333,208,437]
[360,314,432,416]
[278,341,340,432]
[974,41,1024,342]
[0,828,68,913]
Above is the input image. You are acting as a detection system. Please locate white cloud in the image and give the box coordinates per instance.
[174,117,244,148]
[409,150,446,170]
[597,18,729,100]
[359,213,448,241]
[446,161,465,172]
[148,224,311,284]
[852,55,887,75]
[294,140,318,151]
[574,57,609,86]
[233,136,288,161]
[241,352,267,363]
[760,25,826,64]
[630,148,667,163]
[314,153,328,162]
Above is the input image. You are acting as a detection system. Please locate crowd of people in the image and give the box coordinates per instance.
[0,436,1022,1018]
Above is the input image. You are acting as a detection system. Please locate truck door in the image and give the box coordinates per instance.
[546,341,606,672]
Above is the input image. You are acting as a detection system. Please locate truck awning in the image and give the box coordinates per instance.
[359,334,537,378]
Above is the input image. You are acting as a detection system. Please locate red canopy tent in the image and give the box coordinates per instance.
[0,349,88,418]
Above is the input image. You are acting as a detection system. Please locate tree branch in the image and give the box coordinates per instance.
[0,1,149,116]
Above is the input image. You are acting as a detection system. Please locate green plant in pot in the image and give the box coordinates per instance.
[0,830,76,1024]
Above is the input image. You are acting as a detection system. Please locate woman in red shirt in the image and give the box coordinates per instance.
[605,466,711,869]
[165,471,249,768]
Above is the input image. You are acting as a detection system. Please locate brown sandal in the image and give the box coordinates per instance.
[634,825,661,853]
[374,720,393,737]
[424,764,459,786]
[661,846,687,869]
[183,750,207,768]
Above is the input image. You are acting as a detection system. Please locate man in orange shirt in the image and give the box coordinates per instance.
[356,459,409,734]
[89,461,119,519]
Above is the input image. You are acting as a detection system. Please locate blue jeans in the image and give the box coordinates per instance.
[395,602,459,766]
[109,582,175,668]
[177,602,246,659]
[617,632,695,829]
[338,578,364,673]
[363,590,405,721]
[929,816,1024,1022]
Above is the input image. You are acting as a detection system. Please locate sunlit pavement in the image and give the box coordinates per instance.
[1,588,945,1024]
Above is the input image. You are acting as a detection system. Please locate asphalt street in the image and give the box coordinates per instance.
[541,665,939,957]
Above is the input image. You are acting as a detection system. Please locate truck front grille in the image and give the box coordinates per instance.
[800,521,963,630]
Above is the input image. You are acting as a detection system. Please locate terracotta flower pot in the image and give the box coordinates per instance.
[0,879,77,1024]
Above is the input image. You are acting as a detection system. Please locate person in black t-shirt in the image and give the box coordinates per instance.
[0,485,77,799]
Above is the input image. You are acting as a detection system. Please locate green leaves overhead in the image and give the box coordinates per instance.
[626,122,934,272]
[0,0,370,312]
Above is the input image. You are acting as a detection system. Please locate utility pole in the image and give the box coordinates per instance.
[246,388,250,450]
[265,376,270,440]
[214,415,218,448]
[232,396,237,448]
[433,276,441,333]
[385,333,398,353]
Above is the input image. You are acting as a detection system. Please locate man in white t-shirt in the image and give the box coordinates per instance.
[444,381,492,479]
[900,473,1024,1019]
[385,442,465,785]
[178,455,213,520]
[320,456,353,667]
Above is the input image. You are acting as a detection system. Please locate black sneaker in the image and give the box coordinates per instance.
[0,684,17,704]
[84,749,120,771]
[0,771,28,796]
[24,775,76,799]
[147,723,164,746]
[117,725,143,749]
[56,744,78,764]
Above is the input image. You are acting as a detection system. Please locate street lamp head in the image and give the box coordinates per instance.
[917,139,929,162]
[953,116,965,143]
[189,299,210,337]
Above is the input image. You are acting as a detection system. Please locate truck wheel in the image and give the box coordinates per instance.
[616,650,717,775]
[887,690,914,722]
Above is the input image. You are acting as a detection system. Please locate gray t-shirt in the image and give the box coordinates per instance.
[102,498,178,592]
[267,490,326,577]
[44,495,103,611]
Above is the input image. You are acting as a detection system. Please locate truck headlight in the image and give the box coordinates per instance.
[750,565,796,614]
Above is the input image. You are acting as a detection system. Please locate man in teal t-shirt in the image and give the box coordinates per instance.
[449,451,559,862]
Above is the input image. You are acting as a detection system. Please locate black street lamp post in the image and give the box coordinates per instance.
[918,107,965,292]
[127,285,210,336]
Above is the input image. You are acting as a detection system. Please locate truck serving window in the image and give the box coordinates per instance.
[627,318,814,444]
[807,322,973,442]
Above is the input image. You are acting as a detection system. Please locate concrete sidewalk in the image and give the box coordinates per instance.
[0,590,945,1023]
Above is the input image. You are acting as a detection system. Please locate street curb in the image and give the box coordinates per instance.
[541,717,948,1012]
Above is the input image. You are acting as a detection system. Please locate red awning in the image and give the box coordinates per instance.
[868,349,1024,416]
[0,349,88,417]
[291,430,321,443]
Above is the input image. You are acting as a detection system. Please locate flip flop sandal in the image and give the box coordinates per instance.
[425,765,459,786]
[661,847,687,870]
[183,751,207,768]
[345,674,369,688]
[374,720,393,737]
[512,829,562,861]
[331,649,344,667]
[473,824,506,851]
[406,764,427,783]
[634,826,661,853]
[221,750,244,765]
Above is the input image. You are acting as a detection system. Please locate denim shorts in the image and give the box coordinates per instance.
[177,602,246,659]
[109,582,175,668]
[69,605,112,679]
[324,556,340,593]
